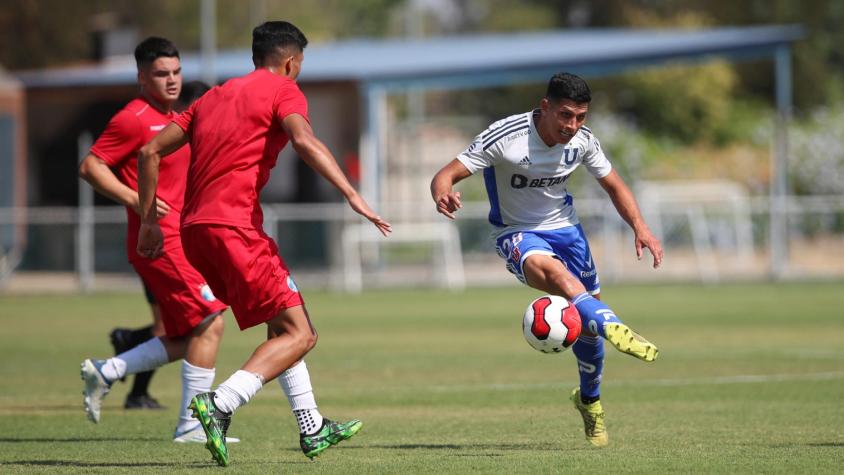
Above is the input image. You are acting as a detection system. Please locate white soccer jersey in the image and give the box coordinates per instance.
[457,110,612,235]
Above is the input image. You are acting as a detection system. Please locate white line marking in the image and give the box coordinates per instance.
[428,371,844,393]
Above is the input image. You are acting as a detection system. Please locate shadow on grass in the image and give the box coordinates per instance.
[370,443,542,451]
[0,437,162,443]
[1,460,313,468]
[0,460,209,468]
[0,404,87,412]
[279,443,569,452]
[766,442,844,448]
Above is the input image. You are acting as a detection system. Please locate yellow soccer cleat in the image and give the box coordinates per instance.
[570,388,608,447]
[604,323,659,362]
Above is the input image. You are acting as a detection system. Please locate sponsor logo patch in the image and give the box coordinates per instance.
[199,284,217,302]
[287,275,299,293]
[517,156,531,169]
[510,174,569,189]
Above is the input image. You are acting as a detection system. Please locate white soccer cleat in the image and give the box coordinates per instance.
[173,424,240,444]
[80,359,112,424]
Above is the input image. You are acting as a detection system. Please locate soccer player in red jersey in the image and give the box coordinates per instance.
[137,21,391,466]
[78,37,236,444]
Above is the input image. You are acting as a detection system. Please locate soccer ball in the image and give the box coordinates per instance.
[522,295,582,353]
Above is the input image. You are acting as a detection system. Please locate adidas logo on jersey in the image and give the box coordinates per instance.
[518,156,531,168]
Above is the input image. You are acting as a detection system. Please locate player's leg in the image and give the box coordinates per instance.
[172,312,241,444]
[203,304,315,417]
[109,281,165,409]
[521,255,657,361]
[81,334,187,423]
[127,299,166,408]
[570,335,607,446]
[275,354,362,458]
[188,304,314,467]
[132,247,233,444]
[496,231,609,445]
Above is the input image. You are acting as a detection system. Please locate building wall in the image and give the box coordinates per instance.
[23,81,360,207]
[0,71,27,260]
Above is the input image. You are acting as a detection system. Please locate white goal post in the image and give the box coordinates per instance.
[340,221,466,293]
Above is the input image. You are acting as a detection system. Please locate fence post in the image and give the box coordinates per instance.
[770,45,792,279]
[77,133,94,292]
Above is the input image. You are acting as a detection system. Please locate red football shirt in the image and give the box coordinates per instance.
[90,98,191,262]
[173,69,309,229]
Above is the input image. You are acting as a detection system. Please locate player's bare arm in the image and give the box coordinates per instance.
[136,123,189,258]
[283,113,391,236]
[597,169,664,268]
[79,154,170,218]
[430,159,471,220]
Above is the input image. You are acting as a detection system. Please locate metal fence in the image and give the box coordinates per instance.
[2,193,843,294]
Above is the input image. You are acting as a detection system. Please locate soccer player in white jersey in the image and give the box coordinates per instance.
[431,72,664,447]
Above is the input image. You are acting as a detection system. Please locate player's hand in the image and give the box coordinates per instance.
[347,193,392,237]
[132,197,170,219]
[435,191,462,220]
[154,199,170,219]
[137,222,164,259]
[635,228,664,268]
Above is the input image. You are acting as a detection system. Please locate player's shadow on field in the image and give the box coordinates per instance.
[0,460,212,469]
[768,441,844,448]
[318,443,565,452]
[0,436,162,443]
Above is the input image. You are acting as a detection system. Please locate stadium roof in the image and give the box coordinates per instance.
[17,24,804,90]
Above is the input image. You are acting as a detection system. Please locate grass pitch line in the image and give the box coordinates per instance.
[429,371,844,393]
[629,371,844,387]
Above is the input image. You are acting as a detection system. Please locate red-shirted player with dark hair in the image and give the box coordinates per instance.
[78,37,237,445]
[137,22,391,466]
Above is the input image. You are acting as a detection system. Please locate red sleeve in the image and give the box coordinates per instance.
[273,81,309,124]
[89,109,142,166]
[172,99,198,133]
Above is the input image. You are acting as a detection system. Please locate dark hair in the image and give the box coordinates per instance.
[252,21,308,64]
[178,80,211,106]
[134,37,179,69]
[546,72,591,104]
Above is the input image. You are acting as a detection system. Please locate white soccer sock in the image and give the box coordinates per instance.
[176,360,215,434]
[277,361,323,434]
[100,337,168,382]
[213,370,264,414]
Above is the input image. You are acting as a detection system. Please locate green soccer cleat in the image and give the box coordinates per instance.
[300,418,363,459]
[570,388,608,447]
[188,392,232,467]
[604,323,659,362]
[173,423,241,444]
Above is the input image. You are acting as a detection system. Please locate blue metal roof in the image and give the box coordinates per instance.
[17,25,803,90]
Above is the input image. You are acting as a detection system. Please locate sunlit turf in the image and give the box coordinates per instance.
[1,282,842,473]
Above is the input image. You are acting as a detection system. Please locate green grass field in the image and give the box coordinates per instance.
[1,282,843,473]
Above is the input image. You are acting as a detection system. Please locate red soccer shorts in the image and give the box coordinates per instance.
[181,224,304,330]
[131,245,228,338]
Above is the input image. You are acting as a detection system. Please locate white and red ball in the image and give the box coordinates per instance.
[522,295,582,353]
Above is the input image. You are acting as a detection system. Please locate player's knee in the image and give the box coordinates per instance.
[195,313,224,340]
[548,269,584,296]
[209,313,225,335]
[302,329,318,352]
[292,327,318,354]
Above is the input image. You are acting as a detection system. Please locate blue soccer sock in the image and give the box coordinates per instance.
[571,292,622,339]
[572,334,604,399]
